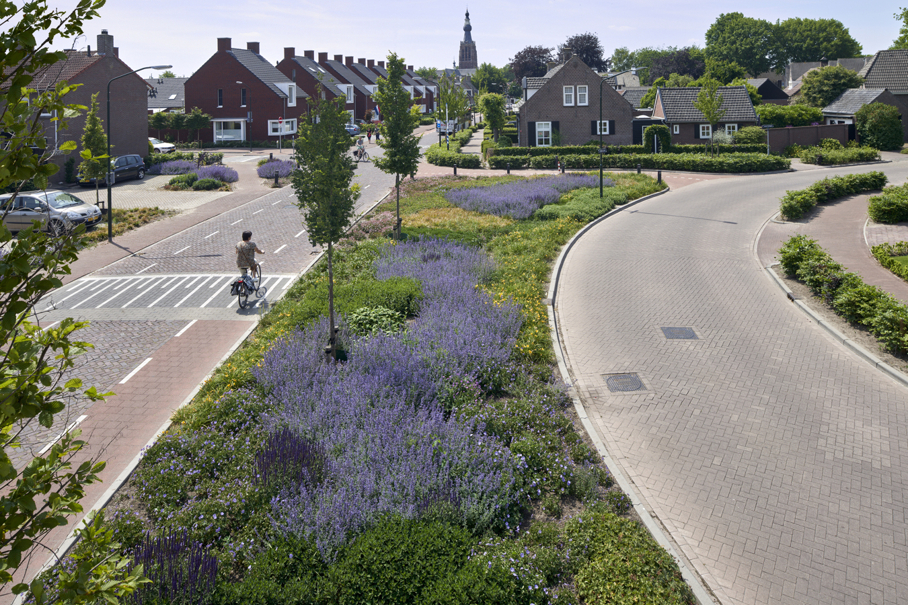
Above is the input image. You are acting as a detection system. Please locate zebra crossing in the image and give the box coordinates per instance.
[41,273,298,311]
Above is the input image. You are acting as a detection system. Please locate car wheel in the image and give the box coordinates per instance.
[48,220,66,237]
[137,168,145,180]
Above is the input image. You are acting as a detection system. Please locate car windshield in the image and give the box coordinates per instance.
[47,193,85,209]
[150,138,164,144]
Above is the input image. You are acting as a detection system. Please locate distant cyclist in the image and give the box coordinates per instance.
[235,230,264,279]
[355,136,365,161]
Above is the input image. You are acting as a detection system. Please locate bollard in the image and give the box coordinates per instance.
[269,153,273,161]
[454,165,457,176]
[637,163,641,174]
[274,172,280,187]
[506,162,510,175]
[561,159,565,174]
[657,170,662,184]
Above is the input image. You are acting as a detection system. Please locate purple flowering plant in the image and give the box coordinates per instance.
[443,174,599,219]
[256,159,296,179]
[197,164,239,183]
[148,160,196,175]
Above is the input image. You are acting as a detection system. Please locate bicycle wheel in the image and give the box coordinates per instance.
[363,151,370,162]
[237,283,249,309]
[255,270,267,298]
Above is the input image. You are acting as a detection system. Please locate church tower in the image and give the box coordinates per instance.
[458,9,477,71]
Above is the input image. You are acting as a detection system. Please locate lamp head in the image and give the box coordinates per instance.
[150,65,172,70]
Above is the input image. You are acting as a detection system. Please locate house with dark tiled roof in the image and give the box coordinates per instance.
[146,76,187,113]
[317,54,375,123]
[747,78,788,105]
[516,54,633,147]
[619,87,652,116]
[8,29,148,183]
[859,50,908,96]
[276,49,345,113]
[823,88,907,139]
[652,86,758,144]
[184,38,308,143]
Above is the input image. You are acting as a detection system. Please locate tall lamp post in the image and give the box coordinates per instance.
[107,64,171,242]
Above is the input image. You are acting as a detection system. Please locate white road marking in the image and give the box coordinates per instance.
[119,358,152,384]
[71,279,123,309]
[147,276,190,307]
[175,319,197,337]
[122,276,165,308]
[46,281,94,308]
[135,263,157,274]
[97,277,141,308]
[183,275,203,289]
[295,229,306,238]
[364,184,371,189]
[200,278,234,308]
[272,200,282,205]
[173,245,191,255]
[231,219,243,225]
[273,244,287,254]
[205,231,219,239]
[175,276,214,307]
[252,209,264,215]
[38,415,87,455]
[41,321,60,332]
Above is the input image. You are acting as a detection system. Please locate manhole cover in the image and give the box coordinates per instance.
[661,327,698,340]
[604,373,645,392]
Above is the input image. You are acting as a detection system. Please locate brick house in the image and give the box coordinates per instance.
[276,49,345,110]
[652,86,758,144]
[317,54,374,123]
[364,61,430,115]
[184,38,308,143]
[823,88,908,140]
[516,55,633,147]
[19,30,148,184]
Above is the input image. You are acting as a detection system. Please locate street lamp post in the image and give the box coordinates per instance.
[107,64,171,242]
[599,75,607,198]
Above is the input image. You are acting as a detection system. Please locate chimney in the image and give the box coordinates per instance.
[86,45,91,57]
[378,61,385,68]
[97,29,114,55]
[304,50,314,59]
[345,56,353,67]
[561,47,572,63]
[218,38,231,53]
[284,47,295,61]
[113,47,119,58]
[407,65,413,71]
[367,59,374,68]
[318,52,328,63]
[247,42,260,54]
[334,54,343,62]
[358,57,366,65]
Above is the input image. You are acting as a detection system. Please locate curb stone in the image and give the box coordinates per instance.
[545,185,720,605]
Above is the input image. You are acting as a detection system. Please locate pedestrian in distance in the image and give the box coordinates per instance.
[374,129,380,145]
[366,128,372,144]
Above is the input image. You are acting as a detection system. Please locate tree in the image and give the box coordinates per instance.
[436,73,470,124]
[563,32,608,71]
[478,93,505,142]
[774,18,862,66]
[509,45,554,81]
[78,93,107,206]
[166,111,186,142]
[159,70,176,78]
[639,74,694,108]
[892,8,908,49]
[649,48,705,82]
[184,106,211,142]
[372,53,421,242]
[703,58,747,84]
[856,102,905,151]
[800,65,863,108]
[471,63,509,95]
[692,77,727,153]
[291,89,359,359]
[415,66,438,80]
[617,46,679,85]
[0,1,147,602]
[729,78,763,105]
[610,47,634,72]
[705,12,776,77]
[148,111,168,139]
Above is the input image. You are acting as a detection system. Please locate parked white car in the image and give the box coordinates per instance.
[149,137,175,153]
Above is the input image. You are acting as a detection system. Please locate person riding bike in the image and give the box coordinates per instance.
[355,136,365,161]
[235,230,264,282]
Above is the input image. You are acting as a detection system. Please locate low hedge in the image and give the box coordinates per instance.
[533,186,628,222]
[872,241,908,283]
[489,152,788,173]
[779,235,908,355]
[798,146,881,165]
[779,171,888,221]
[489,143,766,157]
[425,143,482,168]
[868,183,908,223]
[144,151,224,169]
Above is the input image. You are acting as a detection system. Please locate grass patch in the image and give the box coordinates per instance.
[894,255,908,268]
[82,207,175,245]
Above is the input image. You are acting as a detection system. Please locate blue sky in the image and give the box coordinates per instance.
[56,0,900,78]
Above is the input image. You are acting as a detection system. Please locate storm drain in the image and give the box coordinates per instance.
[604,373,646,393]
[661,327,698,340]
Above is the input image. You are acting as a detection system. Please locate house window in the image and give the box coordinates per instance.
[268,119,297,136]
[288,84,296,107]
[577,85,588,106]
[699,124,712,139]
[673,124,680,135]
[596,121,609,135]
[217,89,223,108]
[725,123,738,136]
[563,86,574,106]
[241,88,246,107]
[214,121,243,142]
[536,121,552,147]
[346,85,354,103]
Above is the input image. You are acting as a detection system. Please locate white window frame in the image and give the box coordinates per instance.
[577,85,588,106]
[213,120,244,142]
[725,123,738,136]
[288,84,297,107]
[345,85,354,104]
[596,121,609,135]
[536,121,552,147]
[563,86,574,106]
[673,124,680,135]
[268,119,296,136]
[700,124,712,139]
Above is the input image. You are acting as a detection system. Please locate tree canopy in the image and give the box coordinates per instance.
[892,8,908,49]
[509,45,554,82]
[415,66,438,80]
[774,18,862,65]
[799,65,863,108]
[648,48,705,82]
[563,32,608,71]
[470,63,510,95]
[705,12,776,77]
[478,93,506,142]
[159,70,176,78]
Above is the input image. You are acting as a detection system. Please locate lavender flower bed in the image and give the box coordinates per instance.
[254,239,526,558]
[443,174,599,219]
[197,165,238,183]
[148,160,196,176]
[256,159,295,179]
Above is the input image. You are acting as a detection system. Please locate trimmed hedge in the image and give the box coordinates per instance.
[872,241,908,283]
[733,126,767,145]
[798,146,881,165]
[489,143,767,157]
[489,152,789,173]
[779,235,908,354]
[425,143,482,168]
[643,124,672,152]
[779,171,887,221]
[755,104,824,127]
[868,183,908,223]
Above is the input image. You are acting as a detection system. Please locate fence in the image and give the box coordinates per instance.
[766,124,850,154]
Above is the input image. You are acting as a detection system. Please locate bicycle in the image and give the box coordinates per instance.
[232,261,267,309]
[354,148,369,162]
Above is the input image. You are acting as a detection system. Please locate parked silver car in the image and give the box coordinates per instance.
[0,190,102,235]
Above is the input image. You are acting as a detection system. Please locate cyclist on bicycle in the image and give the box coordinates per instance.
[236,230,264,280]
[355,136,365,161]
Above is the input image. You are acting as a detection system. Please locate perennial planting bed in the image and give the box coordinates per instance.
[64,173,695,604]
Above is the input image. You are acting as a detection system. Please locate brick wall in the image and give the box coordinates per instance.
[518,57,633,147]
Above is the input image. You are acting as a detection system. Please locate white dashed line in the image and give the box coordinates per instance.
[97,277,141,308]
[272,200,282,205]
[119,358,152,384]
[41,321,60,332]
[71,279,122,309]
[252,209,264,215]
[173,245,191,255]
[273,244,287,254]
[38,415,87,455]
[121,276,165,308]
[175,319,197,337]
[204,231,219,239]
[295,229,306,238]
[231,219,243,225]
[135,263,157,274]
[364,185,371,189]
[201,278,235,308]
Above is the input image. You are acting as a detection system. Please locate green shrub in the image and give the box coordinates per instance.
[779,172,888,220]
[799,146,880,165]
[832,282,894,325]
[818,138,844,150]
[868,184,908,223]
[533,187,627,222]
[144,150,195,168]
[489,143,766,158]
[330,518,474,605]
[733,126,766,145]
[755,104,824,127]
[871,241,908,282]
[642,124,672,152]
[856,102,905,151]
[167,173,198,190]
[346,305,405,336]
[192,177,222,190]
[870,306,908,353]
[425,143,482,168]
[63,157,77,183]
[778,234,823,276]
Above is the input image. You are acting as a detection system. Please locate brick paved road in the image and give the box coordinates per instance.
[556,163,908,605]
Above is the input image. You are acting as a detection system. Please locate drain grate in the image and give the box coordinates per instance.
[661,327,698,340]
[604,373,645,393]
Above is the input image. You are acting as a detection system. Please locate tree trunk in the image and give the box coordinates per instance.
[395,174,401,241]
[327,240,336,360]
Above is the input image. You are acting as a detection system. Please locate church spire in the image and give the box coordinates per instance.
[458,8,477,70]
[462,9,473,43]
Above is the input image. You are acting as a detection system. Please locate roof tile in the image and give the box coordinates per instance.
[656,86,757,123]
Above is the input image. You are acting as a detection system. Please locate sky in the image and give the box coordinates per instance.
[48,0,901,79]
